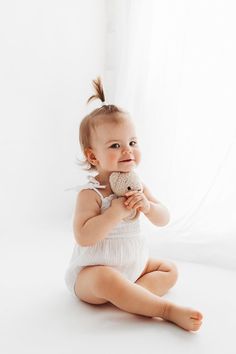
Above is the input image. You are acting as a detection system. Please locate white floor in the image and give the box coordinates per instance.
[1,222,236,354]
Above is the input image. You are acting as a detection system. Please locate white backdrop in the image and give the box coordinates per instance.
[0,0,106,231]
[104,0,236,268]
[1,0,236,269]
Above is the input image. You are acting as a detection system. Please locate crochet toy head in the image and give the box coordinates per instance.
[109,171,143,221]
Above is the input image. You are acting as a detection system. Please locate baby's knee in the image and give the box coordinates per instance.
[92,266,123,296]
[168,262,178,286]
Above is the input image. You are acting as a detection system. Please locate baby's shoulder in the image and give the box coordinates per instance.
[77,188,102,208]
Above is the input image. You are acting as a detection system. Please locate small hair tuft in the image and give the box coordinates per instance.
[87,77,105,104]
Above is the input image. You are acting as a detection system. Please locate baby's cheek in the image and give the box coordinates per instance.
[135,150,141,164]
[108,151,118,163]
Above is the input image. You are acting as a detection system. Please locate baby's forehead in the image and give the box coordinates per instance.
[93,119,136,140]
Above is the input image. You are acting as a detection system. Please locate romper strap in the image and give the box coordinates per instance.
[64,175,107,200]
[90,187,104,200]
[87,176,106,200]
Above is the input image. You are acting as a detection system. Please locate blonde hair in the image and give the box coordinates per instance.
[78,77,128,171]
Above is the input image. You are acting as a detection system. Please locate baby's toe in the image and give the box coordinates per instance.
[191,319,202,331]
[190,310,203,321]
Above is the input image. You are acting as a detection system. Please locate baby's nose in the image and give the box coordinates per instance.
[122,146,131,154]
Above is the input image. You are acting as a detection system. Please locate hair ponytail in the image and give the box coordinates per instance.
[78,77,128,171]
[87,76,105,104]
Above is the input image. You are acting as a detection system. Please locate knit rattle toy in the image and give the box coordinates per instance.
[109,171,143,222]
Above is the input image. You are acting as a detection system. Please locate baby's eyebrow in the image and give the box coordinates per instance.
[105,137,137,144]
[106,139,121,144]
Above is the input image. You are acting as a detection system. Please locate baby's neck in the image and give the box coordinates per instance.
[95,173,113,196]
[95,173,111,186]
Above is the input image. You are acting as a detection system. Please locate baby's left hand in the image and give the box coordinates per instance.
[124,191,150,214]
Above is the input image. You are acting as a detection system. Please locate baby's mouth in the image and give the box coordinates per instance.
[119,159,134,162]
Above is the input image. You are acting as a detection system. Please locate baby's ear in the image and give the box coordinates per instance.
[85,148,98,166]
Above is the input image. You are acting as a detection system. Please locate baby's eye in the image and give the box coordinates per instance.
[129,141,137,146]
[110,143,120,149]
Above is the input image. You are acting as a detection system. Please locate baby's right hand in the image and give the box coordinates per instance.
[110,197,133,220]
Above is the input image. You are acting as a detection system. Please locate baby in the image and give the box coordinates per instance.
[65,77,203,331]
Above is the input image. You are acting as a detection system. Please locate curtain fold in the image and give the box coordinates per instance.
[104,0,236,266]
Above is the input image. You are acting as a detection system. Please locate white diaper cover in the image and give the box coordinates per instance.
[65,234,149,296]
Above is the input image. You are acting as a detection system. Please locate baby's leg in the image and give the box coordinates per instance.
[75,265,203,331]
[135,258,178,296]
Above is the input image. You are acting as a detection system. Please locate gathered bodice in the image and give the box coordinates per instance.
[66,175,141,239]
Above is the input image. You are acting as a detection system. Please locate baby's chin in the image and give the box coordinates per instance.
[113,166,137,173]
[116,160,137,172]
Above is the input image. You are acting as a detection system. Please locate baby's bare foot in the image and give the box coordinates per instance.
[162,303,203,331]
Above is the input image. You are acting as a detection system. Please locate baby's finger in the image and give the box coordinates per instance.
[125,190,140,197]
[126,195,143,209]
[125,191,141,202]
[124,193,139,205]
[132,201,143,211]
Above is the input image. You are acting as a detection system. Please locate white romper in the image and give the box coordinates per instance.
[64,176,149,296]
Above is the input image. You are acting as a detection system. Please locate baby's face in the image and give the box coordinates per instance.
[90,118,141,173]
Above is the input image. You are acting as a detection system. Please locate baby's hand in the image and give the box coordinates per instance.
[110,197,134,219]
[124,191,150,214]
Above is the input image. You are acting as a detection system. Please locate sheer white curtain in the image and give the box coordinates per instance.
[104,0,236,268]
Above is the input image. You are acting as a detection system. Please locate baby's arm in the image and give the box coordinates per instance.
[73,190,130,247]
[125,183,170,227]
[142,183,170,226]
